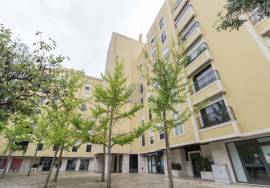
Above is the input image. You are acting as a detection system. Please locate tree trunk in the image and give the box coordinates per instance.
[106,115,113,188]
[44,148,59,188]
[53,146,64,182]
[1,149,12,179]
[163,112,174,188]
[27,144,39,176]
[101,144,106,182]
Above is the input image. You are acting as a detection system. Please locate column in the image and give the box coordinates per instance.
[138,154,147,174]
[163,151,168,175]
[210,141,236,183]
[75,158,80,171]
[121,154,129,174]
[60,158,67,172]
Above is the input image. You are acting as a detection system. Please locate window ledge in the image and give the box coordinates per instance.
[199,121,236,133]
[191,80,218,96]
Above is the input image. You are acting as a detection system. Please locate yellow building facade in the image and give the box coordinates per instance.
[1,0,270,185]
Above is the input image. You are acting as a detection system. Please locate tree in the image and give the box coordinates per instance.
[27,110,50,176]
[92,60,149,188]
[0,24,65,123]
[141,44,192,188]
[0,113,32,178]
[43,70,85,188]
[216,0,270,31]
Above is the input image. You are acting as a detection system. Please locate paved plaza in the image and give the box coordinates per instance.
[0,172,267,188]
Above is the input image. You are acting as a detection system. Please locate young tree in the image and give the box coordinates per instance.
[92,61,149,188]
[216,0,270,31]
[43,70,85,188]
[141,44,192,188]
[0,24,65,123]
[0,113,32,178]
[27,110,50,176]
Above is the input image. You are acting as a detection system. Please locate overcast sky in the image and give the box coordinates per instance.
[0,0,164,78]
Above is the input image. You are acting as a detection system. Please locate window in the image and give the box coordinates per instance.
[264,31,270,46]
[173,112,184,136]
[16,141,29,151]
[80,104,87,112]
[151,47,157,59]
[158,126,165,140]
[85,86,90,91]
[249,8,266,25]
[159,17,165,29]
[86,144,92,152]
[163,47,169,59]
[193,65,217,92]
[53,145,59,151]
[149,128,154,144]
[141,135,146,146]
[199,100,231,128]
[72,146,78,152]
[172,0,182,11]
[161,31,167,44]
[149,109,152,120]
[180,18,199,41]
[150,36,155,44]
[37,143,43,151]
[175,3,192,27]
[186,38,208,65]
[141,98,144,105]
[140,84,144,93]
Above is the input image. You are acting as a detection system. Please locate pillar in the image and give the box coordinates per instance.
[60,158,67,172]
[122,154,129,174]
[75,158,80,171]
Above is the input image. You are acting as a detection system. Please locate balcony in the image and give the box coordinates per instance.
[186,47,212,77]
[175,4,195,32]
[172,0,187,17]
[249,9,266,25]
[181,25,202,49]
[196,104,236,130]
[191,71,225,105]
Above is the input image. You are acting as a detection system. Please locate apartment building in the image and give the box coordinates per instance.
[1,0,270,186]
[104,0,270,185]
[0,73,104,174]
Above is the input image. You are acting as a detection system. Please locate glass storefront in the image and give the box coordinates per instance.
[227,137,270,185]
[147,152,164,174]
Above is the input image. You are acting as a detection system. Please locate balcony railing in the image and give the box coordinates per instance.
[175,3,193,28]
[172,0,183,13]
[186,42,208,66]
[249,9,266,25]
[196,106,236,129]
[192,70,220,94]
[180,21,199,41]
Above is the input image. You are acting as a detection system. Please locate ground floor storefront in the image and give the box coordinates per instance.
[1,135,270,186]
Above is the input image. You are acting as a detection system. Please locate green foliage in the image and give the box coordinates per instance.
[216,0,270,31]
[91,59,147,147]
[43,71,86,151]
[142,43,191,132]
[0,24,66,123]
[197,156,212,172]
[1,113,32,154]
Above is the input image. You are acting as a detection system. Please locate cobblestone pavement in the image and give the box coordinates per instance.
[0,172,267,188]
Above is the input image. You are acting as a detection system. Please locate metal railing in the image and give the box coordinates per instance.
[249,9,266,25]
[175,3,192,28]
[186,42,208,66]
[196,106,236,129]
[192,70,220,94]
[180,21,199,41]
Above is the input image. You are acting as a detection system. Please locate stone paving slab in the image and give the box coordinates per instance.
[0,172,267,188]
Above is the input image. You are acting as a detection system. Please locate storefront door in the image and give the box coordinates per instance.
[147,153,164,174]
[189,152,201,178]
[236,138,270,185]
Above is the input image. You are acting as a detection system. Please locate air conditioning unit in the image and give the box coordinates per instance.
[211,164,232,183]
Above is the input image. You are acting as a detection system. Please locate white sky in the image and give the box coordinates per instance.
[0,0,164,78]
